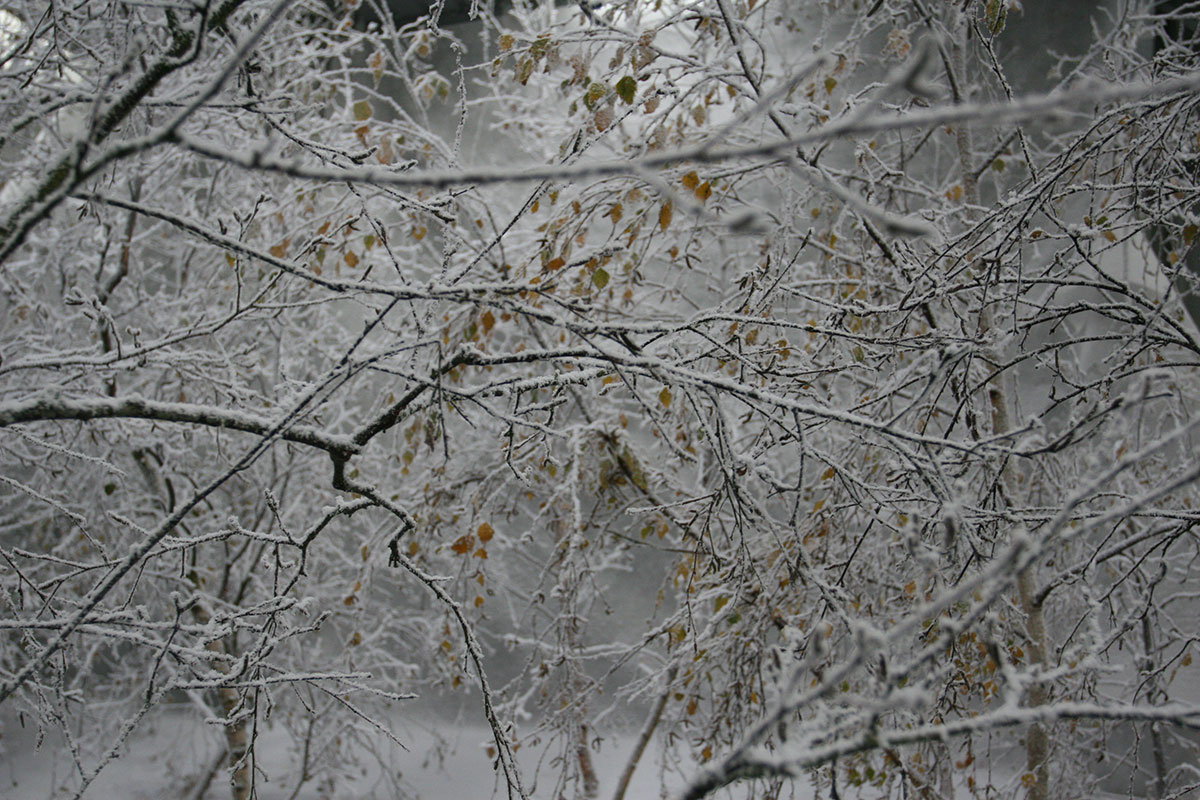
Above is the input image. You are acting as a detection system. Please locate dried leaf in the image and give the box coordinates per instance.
[594,106,613,131]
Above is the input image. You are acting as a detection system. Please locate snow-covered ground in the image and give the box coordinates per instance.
[0,709,702,800]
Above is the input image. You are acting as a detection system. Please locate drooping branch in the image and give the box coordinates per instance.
[0,395,358,460]
[175,70,1200,192]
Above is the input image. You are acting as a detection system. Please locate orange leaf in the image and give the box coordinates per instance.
[546,256,566,271]
[478,522,495,542]
[658,201,673,231]
[451,535,474,555]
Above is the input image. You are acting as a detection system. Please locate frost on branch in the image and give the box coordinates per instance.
[0,1,1198,799]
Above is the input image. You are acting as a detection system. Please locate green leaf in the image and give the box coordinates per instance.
[516,58,534,85]
[615,75,637,105]
[985,0,1007,35]
[584,81,606,110]
[353,100,373,121]
[592,267,610,289]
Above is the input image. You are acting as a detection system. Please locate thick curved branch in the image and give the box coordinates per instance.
[0,395,358,459]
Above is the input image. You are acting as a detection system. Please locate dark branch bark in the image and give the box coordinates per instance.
[0,395,358,459]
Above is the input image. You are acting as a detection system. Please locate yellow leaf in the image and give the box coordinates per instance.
[413,225,427,241]
[353,100,372,121]
[481,310,496,334]
[681,171,700,190]
[499,34,515,51]
[474,596,485,608]
[451,535,474,555]
[478,521,495,542]
[821,466,836,480]
[695,181,712,202]
[659,387,672,407]
[546,256,565,271]
[269,240,290,258]
[344,250,359,267]
[659,201,673,231]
